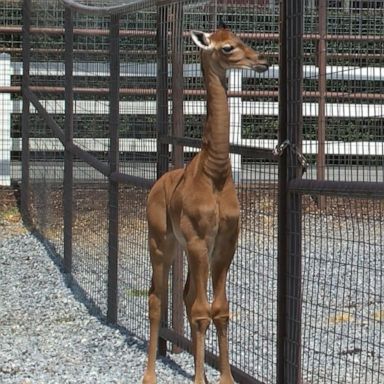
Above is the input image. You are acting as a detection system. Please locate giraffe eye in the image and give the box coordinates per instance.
[222,45,234,54]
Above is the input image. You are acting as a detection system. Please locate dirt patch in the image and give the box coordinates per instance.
[0,186,27,239]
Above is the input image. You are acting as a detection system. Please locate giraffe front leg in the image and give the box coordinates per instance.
[211,272,234,384]
[211,231,238,384]
[184,240,211,384]
[142,231,176,384]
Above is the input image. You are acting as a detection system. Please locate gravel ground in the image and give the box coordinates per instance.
[0,222,220,384]
[1,207,383,384]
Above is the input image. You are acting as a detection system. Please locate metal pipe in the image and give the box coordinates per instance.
[289,178,384,198]
[162,136,276,160]
[285,2,304,383]
[107,13,120,325]
[317,1,327,208]
[21,0,31,226]
[61,0,192,16]
[4,86,384,100]
[3,24,384,42]
[277,1,288,381]
[170,1,184,354]
[2,44,383,62]
[277,1,304,383]
[156,4,169,357]
[63,6,74,275]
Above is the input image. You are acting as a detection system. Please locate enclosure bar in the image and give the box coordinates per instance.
[107,14,120,325]
[159,328,265,384]
[67,144,110,176]
[3,46,383,62]
[61,0,191,16]
[63,6,74,275]
[162,136,276,160]
[285,2,304,383]
[21,0,32,225]
[5,24,384,42]
[25,88,111,177]
[156,6,170,180]
[156,4,169,357]
[277,1,304,383]
[170,1,184,353]
[276,0,288,381]
[5,85,384,101]
[289,179,384,198]
[316,2,327,208]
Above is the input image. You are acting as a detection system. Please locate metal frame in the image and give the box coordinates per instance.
[20,0,384,383]
[21,0,31,225]
[107,13,121,325]
[60,0,193,16]
[64,6,74,275]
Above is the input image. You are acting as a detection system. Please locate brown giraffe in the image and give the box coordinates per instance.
[143,25,269,384]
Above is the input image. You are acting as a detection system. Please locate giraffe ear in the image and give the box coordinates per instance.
[191,30,213,51]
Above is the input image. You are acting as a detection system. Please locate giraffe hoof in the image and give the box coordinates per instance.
[218,377,234,384]
[142,371,156,384]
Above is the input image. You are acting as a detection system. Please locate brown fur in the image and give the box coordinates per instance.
[143,27,269,384]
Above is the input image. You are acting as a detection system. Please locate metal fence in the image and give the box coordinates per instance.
[1,0,383,382]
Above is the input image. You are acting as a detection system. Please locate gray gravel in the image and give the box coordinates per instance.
[1,216,383,384]
[0,226,220,384]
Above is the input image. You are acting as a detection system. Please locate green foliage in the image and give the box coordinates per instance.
[242,116,278,140]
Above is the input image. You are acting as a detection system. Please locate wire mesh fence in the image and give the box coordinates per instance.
[1,0,383,383]
[301,195,384,383]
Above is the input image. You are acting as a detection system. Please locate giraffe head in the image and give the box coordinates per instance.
[191,25,269,74]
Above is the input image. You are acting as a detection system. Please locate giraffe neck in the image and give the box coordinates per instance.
[200,56,231,185]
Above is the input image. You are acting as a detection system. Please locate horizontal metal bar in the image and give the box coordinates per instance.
[2,45,382,62]
[289,178,384,198]
[159,327,265,384]
[162,136,276,160]
[61,0,194,16]
[0,25,156,37]
[61,0,153,16]
[11,98,384,120]
[6,86,384,101]
[2,25,384,42]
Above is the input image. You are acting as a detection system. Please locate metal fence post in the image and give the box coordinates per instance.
[21,0,31,225]
[64,6,74,275]
[107,13,120,325]
[156,5,169,180]
[317,2,327,208]
[277,1,304,383]
[170,1,184,354]
[156,4,169,356]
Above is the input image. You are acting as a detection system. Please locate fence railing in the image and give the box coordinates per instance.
[2,53,384,185]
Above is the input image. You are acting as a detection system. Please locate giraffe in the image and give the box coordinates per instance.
[143,25,269,384]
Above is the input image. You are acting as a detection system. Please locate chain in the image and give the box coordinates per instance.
[272,139,290,157]
[272,140,309,174]
[292,144,309,174]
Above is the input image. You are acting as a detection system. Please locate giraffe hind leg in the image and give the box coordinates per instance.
[143,181,178,384]
[142,230,177,384]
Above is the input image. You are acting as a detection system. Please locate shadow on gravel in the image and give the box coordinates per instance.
[25,225,192,382]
